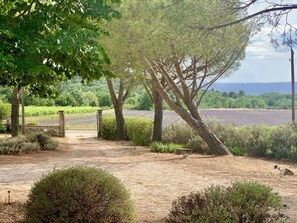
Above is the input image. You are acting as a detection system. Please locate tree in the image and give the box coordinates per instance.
[0,0,120,136]
[105,0,251,154]
[106,78,133,140]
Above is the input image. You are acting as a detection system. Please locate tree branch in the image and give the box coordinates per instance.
[196,4,297,30]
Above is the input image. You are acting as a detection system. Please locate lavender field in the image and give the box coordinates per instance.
[122,109,293,127]
[37,109,294,129]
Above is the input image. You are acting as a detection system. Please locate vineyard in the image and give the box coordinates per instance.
[20,106,99,117]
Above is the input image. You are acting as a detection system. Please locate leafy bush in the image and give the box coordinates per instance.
[0,101,10,121]
[186,136,210,154]
[0,101,11,133]
[125,117,153,146]
[162,123,196,145]
[268,124,297,161]
[209,122,297,162]
[134,93,153,110]
[100,115,118,140]
[161,121,297,162]
[150,142,183,153]
[101,116,153,146]
[24,166,135,223]
[240,125,272,157]
[0,132,57,155]
[228,147,246,156]
[166,182,284,223]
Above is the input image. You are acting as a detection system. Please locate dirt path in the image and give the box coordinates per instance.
[1,131,297,222]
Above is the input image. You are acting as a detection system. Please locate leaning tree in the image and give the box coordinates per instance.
[105,0,253,155]
[0,0,120,136]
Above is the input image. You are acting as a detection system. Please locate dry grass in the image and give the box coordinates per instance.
[0,202,24,223]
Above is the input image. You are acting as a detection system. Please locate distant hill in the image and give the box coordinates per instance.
[211,82,296,95]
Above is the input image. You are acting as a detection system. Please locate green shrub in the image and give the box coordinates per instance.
[166,182,284,223]
[186,136,210,154]
[241,125,272,157]
[162,123,196,145]
[268,124,297,161]
[150,142,182,153]
[100,116,153,146]
[125,117,153,146]
[100,115,118,140]
[0,101,10,121]
[0,132,57,155]
[228,147,246,156]
[24,166,135,223]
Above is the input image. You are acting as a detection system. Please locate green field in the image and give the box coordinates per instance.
[20,106,101,117]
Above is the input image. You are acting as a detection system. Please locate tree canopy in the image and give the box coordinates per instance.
[0,0,120,95]
[103,0,251,154]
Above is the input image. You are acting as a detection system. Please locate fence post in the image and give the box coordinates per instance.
[97,110,103,138]
[59,110,65,137]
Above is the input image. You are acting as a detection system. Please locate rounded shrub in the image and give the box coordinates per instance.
[166,182,284,223]
[24,166,135,223]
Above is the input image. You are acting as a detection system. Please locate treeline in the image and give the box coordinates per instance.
[0,78,295,110]
[199,90,293,110]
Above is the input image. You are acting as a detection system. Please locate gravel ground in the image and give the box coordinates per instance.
[0,130,297,222]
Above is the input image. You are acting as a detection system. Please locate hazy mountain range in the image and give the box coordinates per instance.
[211,82,296,95]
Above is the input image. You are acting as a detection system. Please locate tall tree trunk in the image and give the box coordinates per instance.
[106,79,126,140]
[114,104,125,140]
[11,87,20,137]
[152,87,163,142]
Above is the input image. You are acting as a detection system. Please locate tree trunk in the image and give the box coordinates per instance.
[149,71,231,155]
[172,105,231,155]
[152,87,163,142]
[106,79,126,140]
[11,87,20,137]
[114,104,126,140]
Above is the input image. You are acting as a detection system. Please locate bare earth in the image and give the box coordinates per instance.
[0,130,297,222]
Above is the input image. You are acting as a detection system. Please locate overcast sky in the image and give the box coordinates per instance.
[219,1,297,83]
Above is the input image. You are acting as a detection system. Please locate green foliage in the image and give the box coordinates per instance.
[21,106,98,117]
[267,124,297,161]
[0,1,120,95]
[0,100,10,132]
[166,182,283,223]
[98,92,113,107]
[228,147,246,156]
[163,122,297,162]
[0,132,57,155]
[134,93,153,110]
[101,115,118,140]
[150,142,182,153]
[162,124,196,145]
[209,123,297,162]
[24,166,135,223]
[0,101,10,121]
[100,116,153,145]
[125,117,153,146]
[186,136,210,154]
[240,125,273,157]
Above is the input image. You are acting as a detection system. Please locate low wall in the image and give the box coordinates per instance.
[23,125,61,137]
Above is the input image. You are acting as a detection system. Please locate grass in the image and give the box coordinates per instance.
[20,106,101,117]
